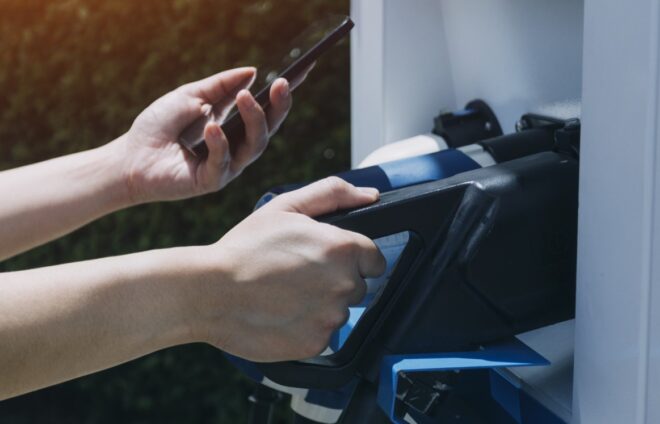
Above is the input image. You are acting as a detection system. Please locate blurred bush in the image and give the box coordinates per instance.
[0,0,350,422]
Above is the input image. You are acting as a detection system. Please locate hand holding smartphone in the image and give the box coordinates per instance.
[179,15,354,159]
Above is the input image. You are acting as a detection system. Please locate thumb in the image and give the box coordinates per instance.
[266,176,380,217]
[184,67,257,104]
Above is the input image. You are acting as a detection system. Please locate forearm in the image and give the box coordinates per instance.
[0,139,131,260]
[0,247,209,400]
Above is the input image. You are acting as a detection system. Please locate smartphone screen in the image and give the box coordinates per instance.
[179,15,354,158]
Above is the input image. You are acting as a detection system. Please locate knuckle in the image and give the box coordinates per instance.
[367,247,387,276]
[330,278,356,297]
[319,308,350,332]
[256,105,267,120]
[325,230,358,257]
[354,279,367,299]
[334,309,351,328]
[323,176,350,197]
[246,102,266,121]
[175,84,192,96]
[375,250,387,273]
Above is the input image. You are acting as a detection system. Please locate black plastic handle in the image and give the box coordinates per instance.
[256,179,478,388]
[256,151,579,389]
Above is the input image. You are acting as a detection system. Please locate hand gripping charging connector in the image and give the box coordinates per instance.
[257,150,579,392]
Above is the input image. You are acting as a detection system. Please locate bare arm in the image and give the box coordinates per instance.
[0,144,130,260]
[0,247,198,400]
[0,179,385,401]
[0,67,295,261]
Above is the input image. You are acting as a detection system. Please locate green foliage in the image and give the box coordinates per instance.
[0,0,350,422]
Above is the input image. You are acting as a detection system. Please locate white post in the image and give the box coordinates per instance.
[350,0,455,167]
[573,0,660,422]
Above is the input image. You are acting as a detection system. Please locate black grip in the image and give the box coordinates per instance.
[256,182,472,388]
[256,152,579,390]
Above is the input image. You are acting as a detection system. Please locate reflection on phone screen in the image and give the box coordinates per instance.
[251,14,350,94]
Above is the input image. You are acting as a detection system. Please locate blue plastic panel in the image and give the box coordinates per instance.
[376,338,549,424]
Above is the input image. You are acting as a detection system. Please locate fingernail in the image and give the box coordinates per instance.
[280,79,290,99]
[358,187,380,197]
[208,123,221,138]
[246,68,257,87]
[240,67,257,85]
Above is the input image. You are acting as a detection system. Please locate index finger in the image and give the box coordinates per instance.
[350,231,387,279]
[266,177,380,218]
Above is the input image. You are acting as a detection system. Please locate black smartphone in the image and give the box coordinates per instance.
[179,15,354,158]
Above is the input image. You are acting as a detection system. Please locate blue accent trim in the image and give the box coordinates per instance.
[330,307,365,351]
[224,353,264,382]
[490,370,523,422]
[489,371,567,424]
[336,148,482,191]
[452,108,477,117]
[257,148,483,210]
[519,390,566,424]
[335,166,393,192]
[254,192,277,210]
[304,379,358,410]
[379,149,481,189]
[376,338,549,424]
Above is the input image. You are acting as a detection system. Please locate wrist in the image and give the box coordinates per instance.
[120,246,220,348]
[178,244,237,347]
[101,134,145,207]
[138,245,236,348]
[91,137,136,209]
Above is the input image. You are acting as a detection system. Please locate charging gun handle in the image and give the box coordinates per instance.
[256,182,474,389]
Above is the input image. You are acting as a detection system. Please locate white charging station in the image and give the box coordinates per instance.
[350,1,660,422]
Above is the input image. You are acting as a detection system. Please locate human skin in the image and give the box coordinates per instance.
[0,177,385,401]
[0,67,296,261]
[0,68,385,400]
